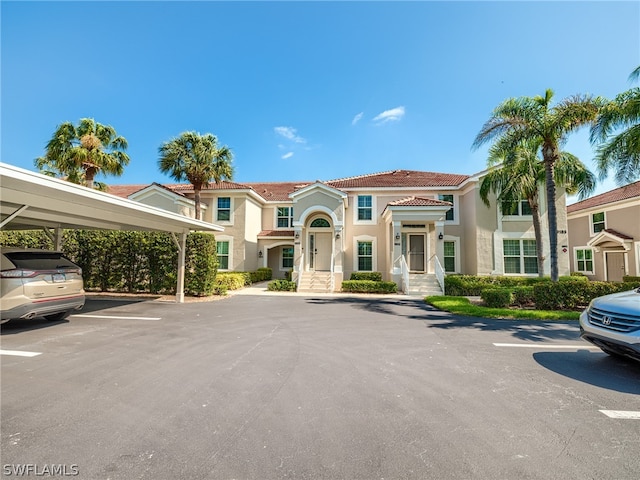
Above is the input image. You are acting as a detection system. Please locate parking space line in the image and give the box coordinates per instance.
[0,349,42,357]
[493,343,600,350]
[600,410,640,419]
[72,314,161,321]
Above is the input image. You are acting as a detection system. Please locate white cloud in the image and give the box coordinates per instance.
[372,106,405,125]
[352,112,364,125]
[281,152,294,159]
[274,126,306,144]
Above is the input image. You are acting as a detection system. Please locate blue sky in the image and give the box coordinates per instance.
[2,1,639,203]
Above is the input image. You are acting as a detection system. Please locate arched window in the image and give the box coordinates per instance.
[310,218,331,228]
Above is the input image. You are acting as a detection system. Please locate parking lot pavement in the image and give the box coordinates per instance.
[2,294,640,480]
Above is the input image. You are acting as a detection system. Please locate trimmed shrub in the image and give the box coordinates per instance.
[267,279,297,291]
[184,233,218,296]
[533,280,640,310]
[342,280,397,294]
[512,286,536,307]
[215,273,247,291]
[250,268,273,283]
[481,288,513,308]
[623,276,640,283]
[350,272,383,281]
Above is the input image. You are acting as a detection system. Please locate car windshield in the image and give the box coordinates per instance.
[3,252,78,270]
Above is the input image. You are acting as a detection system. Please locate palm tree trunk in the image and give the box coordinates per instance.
[194,185,202,220]
[528,196,545,277]
[543,143,559,282]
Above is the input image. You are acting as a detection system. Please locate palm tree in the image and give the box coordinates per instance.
[35,118,129,189]
[590,66,640,185]
[158,131,233,219]
[473,89,605,281]
[480,139,596,277]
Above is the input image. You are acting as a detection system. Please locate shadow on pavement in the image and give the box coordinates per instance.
[306,295,580,343]
[533,350,640,393]
[1,317,70,335]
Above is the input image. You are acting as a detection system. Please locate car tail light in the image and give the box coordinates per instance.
[0,269,38,278]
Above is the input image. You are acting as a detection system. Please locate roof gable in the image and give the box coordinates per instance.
[567,180,640,213]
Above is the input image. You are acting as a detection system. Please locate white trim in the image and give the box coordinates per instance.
[295,205,342,228]
[274,205,294,229]
[215,236,233,271]
[437,194,460,226]
[572,246,595,275]
[588,210,606,237]
[442,236,460,273]
[636,242,640,276]
[280,245,295,271]
[354,194,377,225]
[353,235,377,272]
[215,196,234,225]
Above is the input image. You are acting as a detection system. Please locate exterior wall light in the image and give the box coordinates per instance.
[335,232,340,239]
[258,250,263,258]
[438,232,444,240]
[295,232,300,239]
[395,232,401,241]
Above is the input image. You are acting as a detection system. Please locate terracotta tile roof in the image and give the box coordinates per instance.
[387,196,452,207]
[169,180,252,192]
[603,229,634,240]
[567,180,640,213]
[326,170,469,188]
[258,230,294,237]
[245,182,309,202]
[106,184,151,198]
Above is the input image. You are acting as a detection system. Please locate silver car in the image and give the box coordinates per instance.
[1,248,85,323]
[580,288,640,361]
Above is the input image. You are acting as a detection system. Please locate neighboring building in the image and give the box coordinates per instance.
[108,169,570,293]
[567,180,640,281]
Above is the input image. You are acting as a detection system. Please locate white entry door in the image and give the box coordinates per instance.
[310,233,332,271]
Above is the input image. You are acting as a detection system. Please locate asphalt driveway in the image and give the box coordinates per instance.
[2,292,639,479]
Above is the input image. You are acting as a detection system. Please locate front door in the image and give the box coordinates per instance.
[606,252,625,282]
[310,232,332,271]
[408,234,425,272]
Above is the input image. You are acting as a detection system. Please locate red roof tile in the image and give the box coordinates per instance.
[387,196,452,207]
[567,180,640,213]
[258,230,295,237]
[326,170,469,188]
[106,184,150,198]
[603,229,634,240]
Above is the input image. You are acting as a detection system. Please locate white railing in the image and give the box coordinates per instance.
[296,253,304,291]
[431,254,445,294]
[394,255,410,294]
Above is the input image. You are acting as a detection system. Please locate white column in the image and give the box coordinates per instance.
[175,231,187,303]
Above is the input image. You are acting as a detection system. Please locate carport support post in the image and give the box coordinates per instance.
[176,232,187,303]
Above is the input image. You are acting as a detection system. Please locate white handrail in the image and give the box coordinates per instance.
[394,254,410,294]
[296,253,304,291]
[431,254,445,294]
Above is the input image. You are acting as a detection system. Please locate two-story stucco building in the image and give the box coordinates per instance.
[109,169,570,294]
[567,180,640,281]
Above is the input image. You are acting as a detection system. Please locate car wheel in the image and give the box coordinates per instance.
[44,311,70,321]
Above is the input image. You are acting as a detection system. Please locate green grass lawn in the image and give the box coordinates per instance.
[425,296,581,321]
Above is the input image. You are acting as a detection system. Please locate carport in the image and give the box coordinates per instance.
[0,162,223,302]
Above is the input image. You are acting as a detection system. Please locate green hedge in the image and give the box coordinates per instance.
[342,280,397,294]
[623,276,640,283]
[481,288,514,308]
[350,272,383,281]
[1,229,217,297]
[533,281,640,310]
[444,275,550,296]
[267,279,297,291]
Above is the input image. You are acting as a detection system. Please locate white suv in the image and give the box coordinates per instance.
[1,248,85,323]
[580,288,640,361]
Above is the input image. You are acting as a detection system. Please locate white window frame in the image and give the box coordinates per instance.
[353,235,377,272]
[502,238,538,275]
[573,247,595,275]
[438,194,459,224]
[275,206,294,229]
[215,236,233,271]
[216,197,233,225]
[442,236,460,273]
[500,199,533,219]
[354,195,376,225]
[281,246,294,270]
[589,211,606,236]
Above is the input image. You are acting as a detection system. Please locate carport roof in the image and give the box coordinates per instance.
[0,163,223,234]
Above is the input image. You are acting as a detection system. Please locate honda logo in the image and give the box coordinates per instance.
[601,315,613,326]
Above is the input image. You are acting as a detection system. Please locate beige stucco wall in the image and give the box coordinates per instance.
[568,201,640,280]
